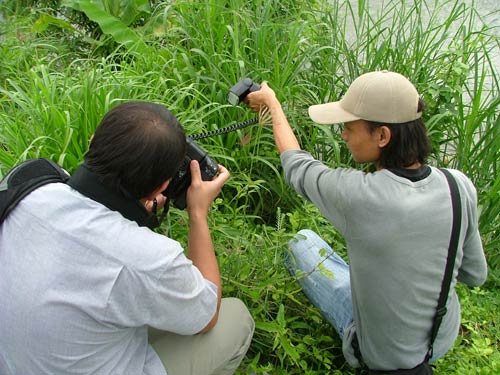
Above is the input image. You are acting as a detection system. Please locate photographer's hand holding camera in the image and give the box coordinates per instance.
[0,101,254,375]
[145,159,230,333]
[246,74,487,374]
[184,159,230,332]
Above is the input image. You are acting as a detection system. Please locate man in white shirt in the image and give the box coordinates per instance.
[0,101,254,375]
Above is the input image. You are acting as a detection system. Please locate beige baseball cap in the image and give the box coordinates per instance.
[308,70,422,124]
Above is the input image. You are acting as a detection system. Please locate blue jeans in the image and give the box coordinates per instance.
[285,229,353,339]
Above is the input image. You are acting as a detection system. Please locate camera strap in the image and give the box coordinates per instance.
[67,164,161,229]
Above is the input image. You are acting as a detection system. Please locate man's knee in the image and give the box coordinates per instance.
[220,297,255,344]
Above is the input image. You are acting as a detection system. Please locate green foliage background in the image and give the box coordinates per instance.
[0,0,498,373]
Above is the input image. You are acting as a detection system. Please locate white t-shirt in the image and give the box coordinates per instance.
[0,183,218,375]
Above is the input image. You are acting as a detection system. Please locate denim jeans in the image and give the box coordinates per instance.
[285,229,353,339]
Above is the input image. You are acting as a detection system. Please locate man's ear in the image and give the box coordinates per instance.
[378,126,391,148]
[145,179,170,200]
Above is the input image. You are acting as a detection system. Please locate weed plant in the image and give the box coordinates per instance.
[0,0,499,373]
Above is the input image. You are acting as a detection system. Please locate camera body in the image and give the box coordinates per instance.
[164,77,259,210]
[227,78,260,106]
[163,137,218,210]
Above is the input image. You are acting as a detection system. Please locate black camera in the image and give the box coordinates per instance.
[163,137,219,210]
[227,78,260,106]
[164,78,260,210]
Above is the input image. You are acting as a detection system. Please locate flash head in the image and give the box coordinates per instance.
[227,78,260,106]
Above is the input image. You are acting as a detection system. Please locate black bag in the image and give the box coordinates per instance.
[353,335,433,374]
[0,158,69,223]
[368,362,433,375]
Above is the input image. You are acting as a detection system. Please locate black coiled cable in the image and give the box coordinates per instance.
[190,117,259,140]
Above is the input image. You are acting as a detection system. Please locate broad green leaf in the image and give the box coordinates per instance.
[62,0,146,51]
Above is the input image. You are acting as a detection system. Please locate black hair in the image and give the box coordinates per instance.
[366,99,432,168]
[85,101,187,199]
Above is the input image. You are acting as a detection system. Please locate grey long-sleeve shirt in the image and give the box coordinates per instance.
[281,150,487,370]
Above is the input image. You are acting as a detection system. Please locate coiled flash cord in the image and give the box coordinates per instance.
[189,117,259,140]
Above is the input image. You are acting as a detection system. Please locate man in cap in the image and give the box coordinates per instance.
[246,71,487,372]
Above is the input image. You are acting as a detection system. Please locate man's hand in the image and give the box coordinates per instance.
[186,160,230,218]
[245,81,279,112]
[246,81,301,154]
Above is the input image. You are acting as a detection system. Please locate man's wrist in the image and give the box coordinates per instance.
[266,97,282,113]
[188,210,209,224]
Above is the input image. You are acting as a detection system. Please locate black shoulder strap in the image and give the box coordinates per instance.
[67,164,160,229]
[427,168,462,360]
[0,158,69,223]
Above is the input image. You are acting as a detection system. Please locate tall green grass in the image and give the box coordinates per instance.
[1,0,499,373]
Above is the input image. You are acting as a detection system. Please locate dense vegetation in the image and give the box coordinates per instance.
[0,0,498,373]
